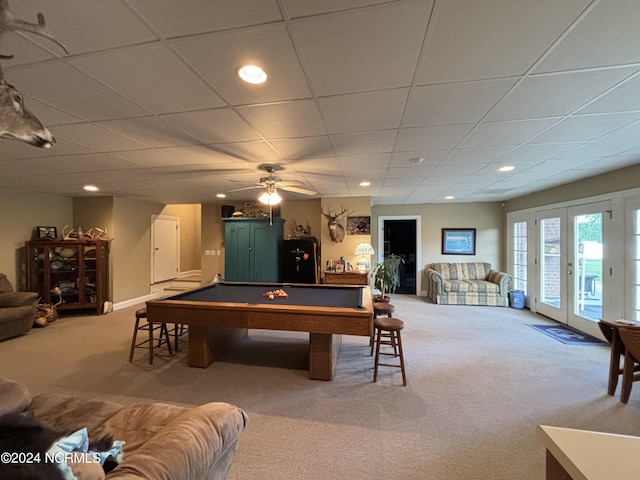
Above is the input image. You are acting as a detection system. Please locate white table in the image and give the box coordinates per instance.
[537,425,640,479]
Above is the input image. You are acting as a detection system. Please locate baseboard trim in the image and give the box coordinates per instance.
[113,292,159,311]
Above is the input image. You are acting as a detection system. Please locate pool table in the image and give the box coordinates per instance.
[146,281,373,380]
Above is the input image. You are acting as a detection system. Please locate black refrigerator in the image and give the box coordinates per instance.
[281,239,319,284]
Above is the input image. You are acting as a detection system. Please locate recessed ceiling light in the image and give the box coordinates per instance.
[83,185,98,192]
[360,181,371,187]
[216,193,226,198]
[498,165,515,172]
[410,157,424,164]
[238,65,268,84]
[445,195,454,200]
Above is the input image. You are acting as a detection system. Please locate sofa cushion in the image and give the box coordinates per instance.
[433,263,491,280]
[463,280,500,293]
[0,378,31,416]
[443,280,472,293]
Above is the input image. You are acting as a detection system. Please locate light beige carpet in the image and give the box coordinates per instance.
[1,294,638,479]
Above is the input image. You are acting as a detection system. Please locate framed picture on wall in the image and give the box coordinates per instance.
[346,216,370,235]
[442,228,476,255]
[36,226,57,240]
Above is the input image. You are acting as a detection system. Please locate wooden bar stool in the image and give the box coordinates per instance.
[128,308,172,365]
[373,317,407,386]
[370,302,396,355]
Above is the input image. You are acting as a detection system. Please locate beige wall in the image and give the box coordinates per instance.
[372,202,505,293]
[201,199,323,282]
[1,190,73,289]
[200,203,226,283]
[320,197,372,277]
[161,203,201,272]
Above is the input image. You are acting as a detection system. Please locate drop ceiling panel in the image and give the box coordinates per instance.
[7,62,149,121]
[486,67,640,122]
[331,131,397,156]
[443,146,513,164]
[527,113,640,144]
[291,0,431,95]
[51,124,149,152]
[579,73,640,114]
[319,88,409,134]
[172,26,311,106]
[403,79,517,127]
[269,137,334,160]
[459,118,560,148]
[71,44,225,114]
[111,149,189,168]
[236,100,326,139]
[396,124,474,151]
[97,117,201,148]
[284,0,393,18]
[535,0,640,74]
[128,0,282,38]
[390,150,450,167]
[161,108,261,143]
[339,154,391,170]
[211,141,283,162]
[13,0,157,55]
[417,0,591,83]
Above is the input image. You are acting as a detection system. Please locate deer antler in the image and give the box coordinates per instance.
[0,0,68,54]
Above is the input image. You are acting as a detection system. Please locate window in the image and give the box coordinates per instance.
[513,221,527,293]
[634,209,640,321]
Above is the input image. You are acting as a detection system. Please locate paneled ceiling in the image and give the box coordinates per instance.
[2,0,640,205]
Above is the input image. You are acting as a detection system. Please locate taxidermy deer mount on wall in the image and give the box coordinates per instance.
[321,205,347,243]
[0,0,67,148]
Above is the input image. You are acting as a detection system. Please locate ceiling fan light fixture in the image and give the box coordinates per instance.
[238,65,268,84]
[259,190,281,205]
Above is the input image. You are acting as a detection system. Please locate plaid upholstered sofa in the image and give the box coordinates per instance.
[425,262,512,306]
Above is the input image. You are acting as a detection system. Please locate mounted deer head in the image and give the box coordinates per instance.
[321,205,347,243]
[0,0,67,148]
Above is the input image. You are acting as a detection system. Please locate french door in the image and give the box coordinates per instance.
[536,201,610,338]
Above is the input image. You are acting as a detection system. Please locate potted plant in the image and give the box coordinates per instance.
[371,253,404,302]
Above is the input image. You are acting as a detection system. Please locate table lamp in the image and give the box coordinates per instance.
[354,242,375,272]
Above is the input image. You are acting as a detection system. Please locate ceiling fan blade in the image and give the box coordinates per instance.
[226,185,264,193]
[280,185,316,195]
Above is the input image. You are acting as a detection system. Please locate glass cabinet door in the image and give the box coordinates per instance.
[50,244,80,305]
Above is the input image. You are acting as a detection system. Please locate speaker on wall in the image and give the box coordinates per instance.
[221,205,235,218]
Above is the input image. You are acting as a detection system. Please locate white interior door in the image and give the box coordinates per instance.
[152,215,179,284]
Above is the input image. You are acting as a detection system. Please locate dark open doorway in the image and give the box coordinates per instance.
[382,219,417,294]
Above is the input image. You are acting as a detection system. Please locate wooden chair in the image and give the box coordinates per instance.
[598,320,640,396]
[370,302,395,355]
[373,317,407,386]
[618,327,640,403]
[128,308,173,365]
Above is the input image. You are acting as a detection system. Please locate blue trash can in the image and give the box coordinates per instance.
[509,290,525,309]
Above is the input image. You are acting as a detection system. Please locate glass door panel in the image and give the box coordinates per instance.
[567,202,610,338]
[536,209,567,321]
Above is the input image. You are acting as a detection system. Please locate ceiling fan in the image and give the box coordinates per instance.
[225,165,316,204]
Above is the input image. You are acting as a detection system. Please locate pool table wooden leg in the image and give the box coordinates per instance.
[309,333,342,380]
[187,325,247,368]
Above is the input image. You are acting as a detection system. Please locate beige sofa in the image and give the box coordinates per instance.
[0,273,39,341]
[425,262,512,306]
[0,377,248,479]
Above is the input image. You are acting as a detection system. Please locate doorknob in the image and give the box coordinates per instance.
[155,247,160,251]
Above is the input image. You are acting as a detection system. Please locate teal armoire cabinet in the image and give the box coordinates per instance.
[223,217,284,282]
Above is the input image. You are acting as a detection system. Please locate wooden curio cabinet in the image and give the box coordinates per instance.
[26,240,109,314]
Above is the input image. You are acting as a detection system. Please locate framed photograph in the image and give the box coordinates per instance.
[36,226,57,240]
[442,228,476,255]
[346,216,370,235]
